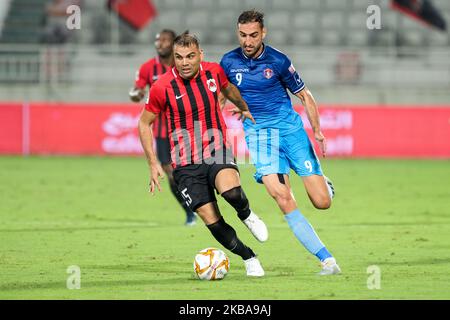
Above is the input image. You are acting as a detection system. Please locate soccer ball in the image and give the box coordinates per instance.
[193,248,230,280]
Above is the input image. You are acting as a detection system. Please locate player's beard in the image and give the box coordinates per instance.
[158,48,172,59]
[244,43,262,59]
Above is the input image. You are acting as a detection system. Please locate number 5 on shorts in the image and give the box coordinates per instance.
[181,188,192,206]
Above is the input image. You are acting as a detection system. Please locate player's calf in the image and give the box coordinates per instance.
[303,175,332,210]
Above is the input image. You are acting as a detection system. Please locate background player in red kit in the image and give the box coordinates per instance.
[130,29,196,226]
[138,33,268,276]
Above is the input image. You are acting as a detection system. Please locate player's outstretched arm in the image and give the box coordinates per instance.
[138,109,164,194]
[221,83,256,124]
[218,92,227,110]
[295,87,327,157]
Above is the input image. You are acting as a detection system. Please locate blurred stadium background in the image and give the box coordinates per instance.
[0,0,449,158]
[0,0,450,104]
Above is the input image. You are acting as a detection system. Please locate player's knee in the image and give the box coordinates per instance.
[221,186,248,207]
[312,195,331,210]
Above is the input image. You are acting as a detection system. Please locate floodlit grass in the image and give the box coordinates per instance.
[1,156,449,299]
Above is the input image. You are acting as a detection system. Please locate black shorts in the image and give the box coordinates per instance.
[156,137,171,166]
[173,161,239,212]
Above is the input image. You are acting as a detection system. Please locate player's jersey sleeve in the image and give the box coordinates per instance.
[279,55,305,94]
[145,83,166,114]
[210,62,229,89]
[218,65,229,89]
[135,62,150,89]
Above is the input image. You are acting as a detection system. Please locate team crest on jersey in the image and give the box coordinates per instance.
[207,79,217,92]
[263,68,273,79]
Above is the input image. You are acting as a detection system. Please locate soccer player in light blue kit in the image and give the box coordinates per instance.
[220,10,341,275]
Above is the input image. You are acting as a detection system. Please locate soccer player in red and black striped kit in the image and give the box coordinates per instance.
[138,33,268,276]
[129,29,196,226]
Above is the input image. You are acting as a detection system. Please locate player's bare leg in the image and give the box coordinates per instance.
[262,173,340,275]
[162,163,197,225]
[302,174,332,210]
[262,174,297,213]
[196,201,264,276]
[215,169,268,242]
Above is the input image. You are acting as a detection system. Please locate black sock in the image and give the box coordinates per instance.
[221,186,251,221]
[169,178,194,217]
[206,217,255,260]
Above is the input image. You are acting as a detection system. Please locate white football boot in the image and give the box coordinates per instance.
[319,257,341,275]
[242,211,269,242]
[244,256,265,277]
[323,175,335,200]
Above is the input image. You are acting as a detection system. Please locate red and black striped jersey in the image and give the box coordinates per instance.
[135,56,169,139]
[145,61,231,168]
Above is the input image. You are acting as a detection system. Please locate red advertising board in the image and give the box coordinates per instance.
[0,103,449,158]
[0,103,23,154]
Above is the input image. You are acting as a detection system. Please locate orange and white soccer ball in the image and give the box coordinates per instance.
[193,248,230,280]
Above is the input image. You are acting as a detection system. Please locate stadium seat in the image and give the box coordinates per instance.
[320,11,345,30]
[187,28,207,44]
[381,10,397,29]
[265,11,291,29]
[433,0,450,10]
[218,0,243,10]
[402,32,425,47]
[367,29,396,47]
[191,0,215,9]
[321,0,349,10]
[154,10,185,29]
[291,30,317,46]
[208,29,234,45]
[185,10,210,29]
[211,10,237,29]
[348,12,367,29]
[344,29,368,46]
[298,0,321,10]
[266,28,291,46]
[163,0,189,9]
[349,0,373,9]
[293,11,319,29]
[270,0,299,11]
[244,0,270,10]
[318,30,342,46]
[426,31,449,46]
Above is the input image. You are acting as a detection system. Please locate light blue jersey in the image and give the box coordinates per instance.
[220,44,305,135]
[220,44,323,183]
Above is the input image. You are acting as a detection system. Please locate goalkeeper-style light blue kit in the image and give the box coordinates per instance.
[220,44,323,183]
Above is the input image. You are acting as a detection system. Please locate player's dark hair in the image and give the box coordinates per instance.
[238,9,264,28]
[159,29,177,40]
[173,33,200,48]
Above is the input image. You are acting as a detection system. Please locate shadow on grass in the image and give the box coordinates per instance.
[379,257,450,266]
[0,224,159,233]
[0,277,192,292]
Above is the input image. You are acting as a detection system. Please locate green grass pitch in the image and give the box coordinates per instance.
[1,156,449,299]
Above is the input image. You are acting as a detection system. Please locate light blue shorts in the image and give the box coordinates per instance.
[245,127,323,184]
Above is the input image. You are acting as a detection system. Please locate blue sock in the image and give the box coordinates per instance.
[284,209,332,262]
